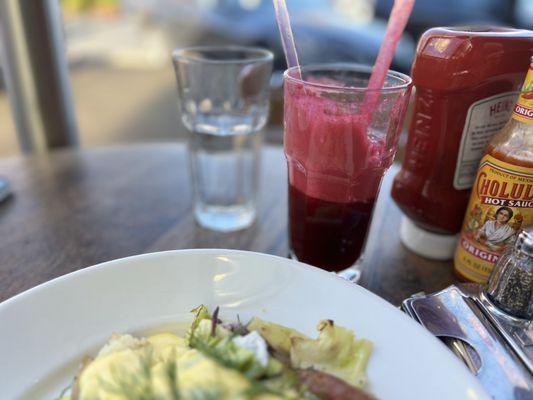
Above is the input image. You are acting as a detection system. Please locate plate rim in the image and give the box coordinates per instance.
[0,249,394,313]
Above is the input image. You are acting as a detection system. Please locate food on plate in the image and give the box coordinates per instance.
[59,306,374,400]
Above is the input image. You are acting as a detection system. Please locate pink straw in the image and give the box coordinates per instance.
[273,0,301,78]
[363,0,415,120]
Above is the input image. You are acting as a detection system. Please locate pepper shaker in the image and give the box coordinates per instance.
[485,230,533,320]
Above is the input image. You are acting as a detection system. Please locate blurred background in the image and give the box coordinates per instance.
[0,0,532,157]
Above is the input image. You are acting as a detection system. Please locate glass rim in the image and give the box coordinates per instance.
[172,45,274,65]
[284,63,412,93]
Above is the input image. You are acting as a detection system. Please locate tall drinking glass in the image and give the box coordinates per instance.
[284,64,412,278]
[173,46,273,232]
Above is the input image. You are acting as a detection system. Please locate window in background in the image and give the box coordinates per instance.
[61,0,182,150]
[0,0,530,156]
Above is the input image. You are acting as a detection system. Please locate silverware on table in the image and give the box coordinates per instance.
[402,284,532,399]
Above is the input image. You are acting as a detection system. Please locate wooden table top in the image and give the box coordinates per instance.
[0,143,456,305]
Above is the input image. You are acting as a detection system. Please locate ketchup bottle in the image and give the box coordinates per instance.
[391,27,533,260]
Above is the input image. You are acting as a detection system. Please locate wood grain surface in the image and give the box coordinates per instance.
[0,143,456,305]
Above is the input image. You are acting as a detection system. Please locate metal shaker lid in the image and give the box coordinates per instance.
[517,230,533,257]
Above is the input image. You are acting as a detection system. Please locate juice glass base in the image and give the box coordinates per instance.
[289,250,364,283]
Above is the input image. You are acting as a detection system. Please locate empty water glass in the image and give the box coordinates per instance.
[173,46,273,232]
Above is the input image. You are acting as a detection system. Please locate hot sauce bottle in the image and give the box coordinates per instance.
[391,27,533,259]
[454,58,533,283]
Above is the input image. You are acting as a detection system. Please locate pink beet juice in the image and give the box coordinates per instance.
[284,65,412,272]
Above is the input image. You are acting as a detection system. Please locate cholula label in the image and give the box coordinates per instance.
[454,154,533,283]
[512,64,533,124]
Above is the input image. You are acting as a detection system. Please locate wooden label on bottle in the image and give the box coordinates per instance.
[454,154,533,283]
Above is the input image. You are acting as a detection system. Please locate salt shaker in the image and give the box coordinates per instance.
[486,230,533,319]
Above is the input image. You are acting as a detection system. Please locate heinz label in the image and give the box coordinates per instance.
[454,154,533,283]
[453,92,518,190]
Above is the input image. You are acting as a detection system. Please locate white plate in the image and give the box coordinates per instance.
[0,249,489,400]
